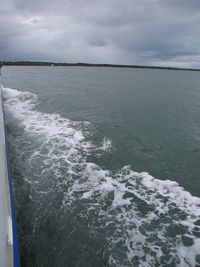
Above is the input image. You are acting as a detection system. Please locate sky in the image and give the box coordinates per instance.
[0,0,200,67]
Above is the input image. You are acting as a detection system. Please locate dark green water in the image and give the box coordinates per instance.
[2,66,200,266]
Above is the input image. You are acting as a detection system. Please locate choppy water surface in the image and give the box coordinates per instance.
[2,66,200,266]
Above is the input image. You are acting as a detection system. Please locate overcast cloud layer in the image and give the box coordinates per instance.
[0,0,200,67]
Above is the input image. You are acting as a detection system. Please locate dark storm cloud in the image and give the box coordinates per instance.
[0,0,200,67]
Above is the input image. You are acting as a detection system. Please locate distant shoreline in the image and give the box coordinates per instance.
[2,61,200,72]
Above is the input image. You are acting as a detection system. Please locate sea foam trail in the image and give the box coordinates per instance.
[2,86,200,267]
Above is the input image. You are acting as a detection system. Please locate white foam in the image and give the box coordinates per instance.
[101,137,112,152]
[2,86,200,267]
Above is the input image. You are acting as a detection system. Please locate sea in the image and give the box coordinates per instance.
[1,66,200,267]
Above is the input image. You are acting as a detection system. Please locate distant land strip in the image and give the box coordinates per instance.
[2,61,200,72]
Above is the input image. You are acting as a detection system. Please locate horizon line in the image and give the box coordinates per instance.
[1,61,200,72]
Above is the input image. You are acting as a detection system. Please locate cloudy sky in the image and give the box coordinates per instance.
[0,0,200,67]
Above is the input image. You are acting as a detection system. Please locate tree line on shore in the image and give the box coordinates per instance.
[1,61,200,71]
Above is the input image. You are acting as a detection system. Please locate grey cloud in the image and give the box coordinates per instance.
[0,0,200,67]
[160,0,200,12]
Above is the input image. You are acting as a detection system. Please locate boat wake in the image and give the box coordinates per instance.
[2,86,200,267]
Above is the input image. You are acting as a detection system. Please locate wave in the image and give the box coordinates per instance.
[2,86,200,267]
